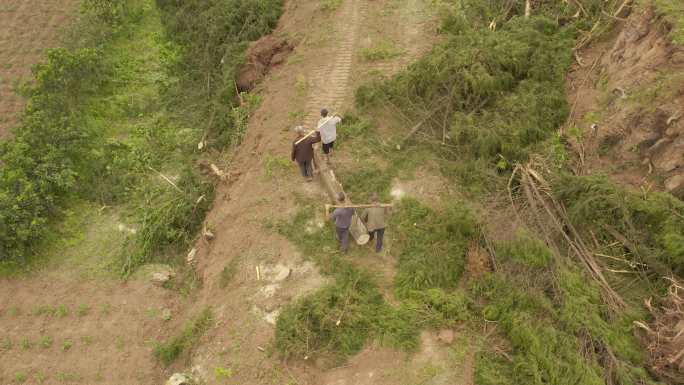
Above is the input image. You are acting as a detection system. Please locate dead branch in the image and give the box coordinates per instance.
[148,166,184,194]
[635,278,684,383]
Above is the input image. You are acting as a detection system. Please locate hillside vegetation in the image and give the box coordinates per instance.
[0,0,281,275]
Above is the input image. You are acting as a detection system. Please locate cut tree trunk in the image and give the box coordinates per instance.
[315,150,370,245]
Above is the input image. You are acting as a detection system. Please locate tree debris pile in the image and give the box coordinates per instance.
[635,278,684,383]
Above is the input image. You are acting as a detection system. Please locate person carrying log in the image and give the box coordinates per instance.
[329,192,354,253]
[291,125,321,182]
[360,192,390,253]
[317,108,342,163]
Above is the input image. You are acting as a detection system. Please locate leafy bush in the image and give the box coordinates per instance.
[391,198,477,297]
[0,48,110,262]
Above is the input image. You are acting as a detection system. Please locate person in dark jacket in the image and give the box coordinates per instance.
[291,126,321,182]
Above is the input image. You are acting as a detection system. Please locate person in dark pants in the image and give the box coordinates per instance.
[291,126,321,182]
[361,193,389,253]
[317,108,342,163]
[330,192,354,253]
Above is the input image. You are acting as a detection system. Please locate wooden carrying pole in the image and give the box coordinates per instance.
[294,113,339,145]
[294,130,317,145]
[326,204,393,209]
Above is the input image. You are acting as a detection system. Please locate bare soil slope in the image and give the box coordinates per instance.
[566,6,684,197]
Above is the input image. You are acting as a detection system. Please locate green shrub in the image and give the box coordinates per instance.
[0,48,110,263]
[474,227,650,384]
[155,0,282,148]
[154,307,213,366]
[472,265,657,385]
[391,198,477,297]
[275,265,419,363]
[357,16,574,167]
[361,40,403,62]
[121,168,213,275]
[403,288,471,327]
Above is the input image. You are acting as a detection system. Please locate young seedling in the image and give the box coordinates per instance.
[34,372,47,384]
[215,366,233,379]
[20,338,31,350]
[55,305,69,318]
[100,303,112,315]
[14,372,27,383]
[33,305,55,316]
[62,340,73,351]
[39,336,53,348]
[77,304,90,317]
[6,306,20,317]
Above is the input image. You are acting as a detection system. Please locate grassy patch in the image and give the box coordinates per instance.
[361,40,403,62]
[391,198,477,297]
[320,0,342,12]
[495,230,553,268]
[154,307,213,366]
[653,0,684,44]
[218,258,239,289]
[275,265,420,364]
[472,226,654,385]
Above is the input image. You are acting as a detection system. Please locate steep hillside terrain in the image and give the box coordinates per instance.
[566,5,684,197]
[1,1,683,384]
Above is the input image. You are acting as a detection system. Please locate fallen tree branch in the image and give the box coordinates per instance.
[148,166,184,194]
[510,162,626,310]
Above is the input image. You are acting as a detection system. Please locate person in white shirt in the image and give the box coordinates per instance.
[317,108,342,162]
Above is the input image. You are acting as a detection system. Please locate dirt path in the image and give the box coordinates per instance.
[303,0,362,126]
[183,1,475,384]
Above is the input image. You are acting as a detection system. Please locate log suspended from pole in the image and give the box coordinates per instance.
[315,152,370,245]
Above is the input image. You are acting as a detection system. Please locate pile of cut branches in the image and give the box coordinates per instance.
[635,278,684,383]
[508,160,625,310]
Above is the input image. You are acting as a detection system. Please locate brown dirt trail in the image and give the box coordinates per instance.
[184,1,473,384]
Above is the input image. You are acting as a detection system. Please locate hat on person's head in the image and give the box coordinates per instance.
[321,108,329,117]
[294,125,305,134]
[337,192,345,202]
